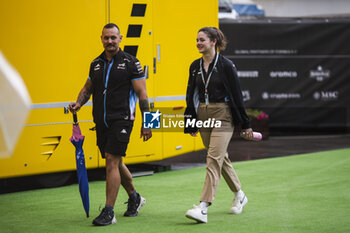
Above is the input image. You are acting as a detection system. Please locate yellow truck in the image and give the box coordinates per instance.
[0,0,218,179]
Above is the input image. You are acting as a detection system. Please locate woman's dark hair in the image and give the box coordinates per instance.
[198,27,227,51]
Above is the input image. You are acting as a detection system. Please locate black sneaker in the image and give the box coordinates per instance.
[92,207,117,226]
[124,193,146,217]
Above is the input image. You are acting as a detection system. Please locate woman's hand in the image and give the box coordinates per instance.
[240,128,253,140]
[190,131,199,137]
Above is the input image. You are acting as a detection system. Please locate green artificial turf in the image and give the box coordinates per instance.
[0,148,349,233]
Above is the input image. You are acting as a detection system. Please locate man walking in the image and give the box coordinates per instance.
[69,23,152,226]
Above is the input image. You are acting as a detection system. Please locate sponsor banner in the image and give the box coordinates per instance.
[255,107,347,128]
[241,90,251,102]
[309,66,330,82]
[261,92,301,100]
[270,71,298,78]
[313,91,339,101]
[237,70,259,78]
[220,18,350,129]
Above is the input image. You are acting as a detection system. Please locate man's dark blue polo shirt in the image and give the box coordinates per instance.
[88,49,145,127]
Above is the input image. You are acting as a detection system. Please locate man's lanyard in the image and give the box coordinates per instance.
[200,53,219,105]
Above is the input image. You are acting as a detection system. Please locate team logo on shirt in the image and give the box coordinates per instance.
[117,63,126,70]
[191,69,199,76]
[94,63,101,71]
[135,61,143,74]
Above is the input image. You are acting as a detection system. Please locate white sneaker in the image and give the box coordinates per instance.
[230,193,248,214]
[185,205,208,223]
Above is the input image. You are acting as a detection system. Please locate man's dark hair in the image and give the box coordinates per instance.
[103,23,120,32]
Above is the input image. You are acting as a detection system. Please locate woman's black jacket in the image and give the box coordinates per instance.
[184,54,251,133]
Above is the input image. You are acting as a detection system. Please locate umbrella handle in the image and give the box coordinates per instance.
[73,113,78,124]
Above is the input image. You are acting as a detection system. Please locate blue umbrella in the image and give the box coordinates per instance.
[70,113,90,217]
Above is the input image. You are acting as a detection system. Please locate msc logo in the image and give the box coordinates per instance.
[313,91,339,101]
[143,110,161,129]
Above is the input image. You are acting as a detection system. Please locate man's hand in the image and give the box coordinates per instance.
[132,78,152,142]
[240,128,253,140]
[141,127,152,141]
[69,79,93,114]
[69,102,81,114]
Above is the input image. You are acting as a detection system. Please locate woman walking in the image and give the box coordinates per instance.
[184,27,253,223]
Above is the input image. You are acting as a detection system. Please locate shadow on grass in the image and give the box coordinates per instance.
[177,222,205,225]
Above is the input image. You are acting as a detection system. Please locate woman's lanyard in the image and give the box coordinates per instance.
[200,53,219,105]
